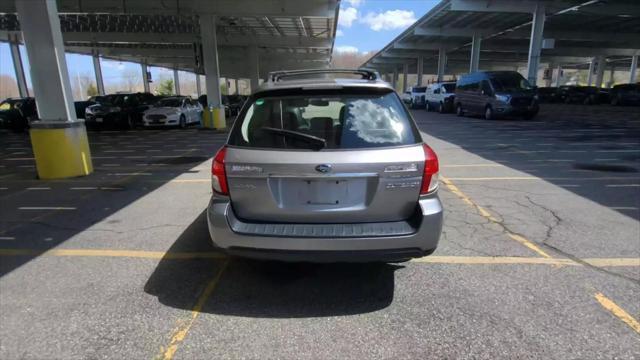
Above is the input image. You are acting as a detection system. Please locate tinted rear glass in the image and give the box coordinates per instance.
[228,89,420,150]
[412,87,427,93]
[442,83,456,92]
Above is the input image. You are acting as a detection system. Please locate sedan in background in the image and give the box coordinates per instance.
[142,96,202,128]
[85,92,157,129]
[609,83,640,106]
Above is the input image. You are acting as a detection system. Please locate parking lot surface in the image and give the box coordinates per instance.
[1,104,639,359]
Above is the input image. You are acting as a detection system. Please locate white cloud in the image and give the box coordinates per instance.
[335,45,359,53]
[361,10,416,31]
[338,7,358,28]
[346,0,364,7]
[336,29,344,37]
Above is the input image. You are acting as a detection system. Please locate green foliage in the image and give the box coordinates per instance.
[86,83,99,97]
[220,82,228,95]
[157,79,175,95]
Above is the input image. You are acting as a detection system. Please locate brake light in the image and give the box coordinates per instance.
[420,144,439,195]
[211,146,228,195]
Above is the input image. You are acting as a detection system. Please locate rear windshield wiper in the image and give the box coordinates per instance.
[260,127,326,150]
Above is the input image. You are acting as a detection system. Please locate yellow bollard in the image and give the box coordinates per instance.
[212,106,226,130]
[30,121,93,179]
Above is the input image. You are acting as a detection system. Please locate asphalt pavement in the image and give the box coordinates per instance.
[1,105,639,359]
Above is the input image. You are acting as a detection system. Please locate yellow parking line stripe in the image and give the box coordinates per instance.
[440,176,552,259]
[160,259,230,360]
[0,248,636,268]
[594,292,640,334]
[18,207,76,210]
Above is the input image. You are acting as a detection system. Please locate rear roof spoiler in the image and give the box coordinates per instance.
[268,68,381,83]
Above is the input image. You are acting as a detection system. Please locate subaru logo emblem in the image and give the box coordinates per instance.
[315,164,332,173]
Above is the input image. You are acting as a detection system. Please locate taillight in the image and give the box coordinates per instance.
[420,144,439,195]
[211,146,228,195]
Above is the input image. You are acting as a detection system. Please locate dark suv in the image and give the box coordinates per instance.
[455,71,539,120]
[85,92,157,129]
[609,83,640,106]
[0,97,38,132]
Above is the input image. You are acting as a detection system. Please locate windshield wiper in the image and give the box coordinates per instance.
[260,127,326,150]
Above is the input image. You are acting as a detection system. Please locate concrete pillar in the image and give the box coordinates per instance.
[555,65,562,87]
[248,46,260,93]
[173,68,181,95]
[607,65,615,88]
[200,14,225,129]
[545,64,553,87]
[9,36,28,97]
[630,55,638,83]
[594,56,606,88]
[196,74,202,96]
[392,67,399,91]
[16,0,92,179]
[234,79,239,95]
[437,48,446,82]
[92,52,105,96]
[526,3,545,86]
[470,33,481,73]
[141,63,150,93]
[587,58,596,86]
[416,56,424,86]
[402,63,409,92]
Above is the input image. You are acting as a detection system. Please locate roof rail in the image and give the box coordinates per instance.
[268,68,380,83]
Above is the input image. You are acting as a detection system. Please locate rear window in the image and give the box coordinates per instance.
[228,89,420,150]
[442,83,456,92]
[412,87,427,93]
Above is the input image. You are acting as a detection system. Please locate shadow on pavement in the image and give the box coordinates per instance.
[415,104,640,220]
[145,210,399,318]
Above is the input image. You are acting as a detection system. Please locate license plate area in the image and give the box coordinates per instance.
[301,179,348,205]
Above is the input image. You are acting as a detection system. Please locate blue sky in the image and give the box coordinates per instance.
[334,0,439,54]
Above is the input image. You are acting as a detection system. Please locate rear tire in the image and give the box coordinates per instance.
[456,103,464,117]
[438,102,445,113]
[484,106,494,120]
[425,101,431,112]
[179,115,186,129]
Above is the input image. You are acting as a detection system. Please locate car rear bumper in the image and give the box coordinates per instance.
[206,195,443,262]
[494,103,538,117]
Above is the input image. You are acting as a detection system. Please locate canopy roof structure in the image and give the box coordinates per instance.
[363,0,640,81]
[0,0,339,78]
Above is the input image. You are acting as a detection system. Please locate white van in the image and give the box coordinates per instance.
[425,82,456,113]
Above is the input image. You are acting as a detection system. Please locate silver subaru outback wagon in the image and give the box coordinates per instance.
[207,69,443,262]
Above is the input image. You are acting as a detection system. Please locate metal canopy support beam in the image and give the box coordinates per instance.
[437,48,446,82]
[631,56,639,83]
[555,65,562,87]
[196,75,202,96]
[469,33,481,73]
[526,3,545,86]
[416,55,424,87]
[141,63,150,93]
[402,63,409,93]
[249,45,260,93]
[9,36,28,97]
[200,15,222,108]
[587,58,596,86]
[607,65,615,88]
[450,0,536,13]
[92,52,105,96]
[594,56,605,88]
[173,68,181,95]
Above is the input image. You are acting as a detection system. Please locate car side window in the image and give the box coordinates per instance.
[481,80,492,95]
[433,88,440,94]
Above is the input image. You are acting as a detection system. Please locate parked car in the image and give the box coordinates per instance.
[207,68,443,262]
[401,90,412,105]
[536,87,559,103]
[425,82,456,113]
[0,97,38,132]
[557,86,607,105]
[609,83,640,106]
[85,92,157,129]
[409,86,427,109]
[222,95,246,117]
[142,96,202,128]
[74,100,96,119]
[455,71,539,120]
